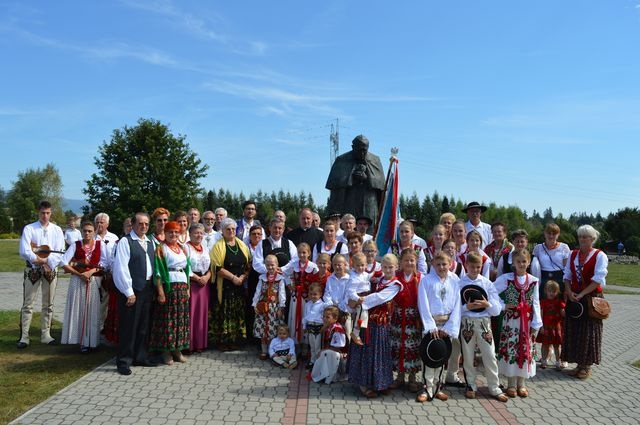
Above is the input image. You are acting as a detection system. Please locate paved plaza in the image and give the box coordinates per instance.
[2,272,640,425]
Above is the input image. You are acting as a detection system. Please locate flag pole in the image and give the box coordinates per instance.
[374,148,399,236]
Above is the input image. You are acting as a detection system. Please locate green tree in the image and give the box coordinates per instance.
[84,118,209,230]
[7,163,65,232]
[0,187,12,233]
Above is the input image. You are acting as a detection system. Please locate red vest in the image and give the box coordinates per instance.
[569,249,603,294]
[73,240,102,268]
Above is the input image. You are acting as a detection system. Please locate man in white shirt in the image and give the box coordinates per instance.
[202,210,222,252]
[213,207,227,231]
[17,200,65,348]
[94,212,119,333]
[252,219,298,276]
[356,216,374,242]
[463,202,492,250]
[112,212,156,375]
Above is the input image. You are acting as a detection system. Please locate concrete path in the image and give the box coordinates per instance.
[2,272,639,425]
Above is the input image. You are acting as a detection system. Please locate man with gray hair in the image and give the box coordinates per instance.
[202,210,222,252]
[287,208,324,248]
[213,207,227,232]
[337,213,356,244]
[94,212,119,334]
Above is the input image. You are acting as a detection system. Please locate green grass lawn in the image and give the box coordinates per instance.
[606,263,640,288]
[0,311,116,425]
[0,240,23,273]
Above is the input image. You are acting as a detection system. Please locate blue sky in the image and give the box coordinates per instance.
[1,0,639,217]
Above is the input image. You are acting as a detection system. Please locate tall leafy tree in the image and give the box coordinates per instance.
[7,163,65,232]
[84,118,209,230]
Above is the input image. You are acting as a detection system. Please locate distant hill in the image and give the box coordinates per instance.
[63,198,87,214]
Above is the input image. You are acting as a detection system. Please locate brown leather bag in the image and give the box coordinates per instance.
[586,295,610,320]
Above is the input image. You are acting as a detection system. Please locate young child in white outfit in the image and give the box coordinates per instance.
[346,253,370,345]
[303,283,326,369]
[269,324,297,369]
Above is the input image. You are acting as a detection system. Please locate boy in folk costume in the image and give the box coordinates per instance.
[309,253,331,295]
[309,305,347,384]
[252,254,286,360]
[416,252,461,402]
[459,252,509,402]
[303,283,327,368]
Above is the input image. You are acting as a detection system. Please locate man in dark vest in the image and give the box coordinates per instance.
[112,212,156,375]
[252,218,298,276]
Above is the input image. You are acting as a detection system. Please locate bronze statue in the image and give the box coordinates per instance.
[325,135,386,226]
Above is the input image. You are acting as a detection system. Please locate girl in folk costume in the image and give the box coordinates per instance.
[536,280,566,370]
[313,222,348,264]
[185,223,212,353]
[150,221,192,365]
[458,230,492,279]
[310,305,347,384]
[363,240,382,282]
[388,220,428,275]
[483,221,513,281]
[451,219,468,257]
[309,253,331,296]
[416,251,462,402]
[494,249,542,398]
[303,283,327,368]
[252,254,286,360]
[61,221,111,352]
[348,254,403,397]
[287,243,319,353]
[425,224,446,273]
[390,248,423,392]
[442,239,465,278]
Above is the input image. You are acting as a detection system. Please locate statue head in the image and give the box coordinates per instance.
[351,135,369,163]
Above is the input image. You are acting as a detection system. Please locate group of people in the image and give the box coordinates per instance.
[18,200,608,401]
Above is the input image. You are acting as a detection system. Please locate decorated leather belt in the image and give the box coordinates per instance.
[169,267,184,272]
[433,314,450,326]
[307,323,323,335]
[544,270,564,279]
[193,271,205,277]
[275,349,290,356]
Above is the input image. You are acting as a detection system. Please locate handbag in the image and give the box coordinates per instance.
[586,295,610,320]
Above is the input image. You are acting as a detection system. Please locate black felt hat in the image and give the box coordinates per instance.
[566,300,584,319]
[324,212,342,221]
[462,201,488,213]
[460,284,488,313]
[356,216,372,225]
[419,333,452,369]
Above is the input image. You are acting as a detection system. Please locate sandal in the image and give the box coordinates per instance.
[506,387,517,398]
[493,392,509,402]
[415,389,429,403]
[517,387,529,397]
